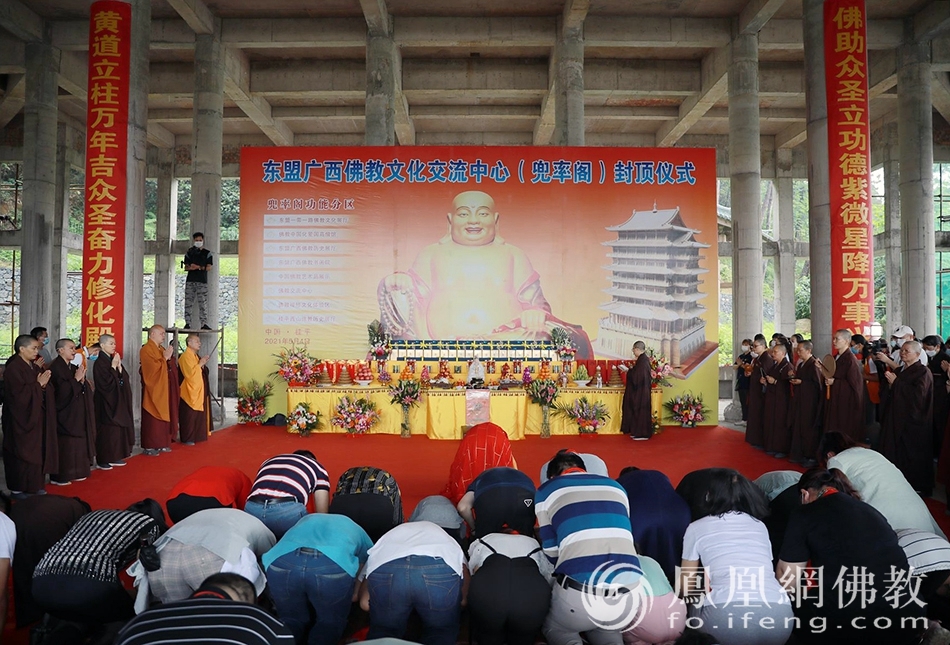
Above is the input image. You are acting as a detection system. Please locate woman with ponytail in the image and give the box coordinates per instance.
[775,468,927,645]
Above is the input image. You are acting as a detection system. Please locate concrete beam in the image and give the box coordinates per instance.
[52,18,196,51]
[562,0,590,36]
[739,0,787,35]
[392,48,414,144]
[147,121,176,148]
[359,0,391,37]
[775,123,807,149]
[584,16,731,50]
[150,107,248,123]
[655,42,729,146]
[0,0,44,42]
[916,0,950,42]
[57,50,87,99]
[0,73,24,129]
[165,0,214,35]
[144,239,239,256]
[757,18,902,51]
[223,17,364,50]
[533,54,557,145]
[934,72,950,128]
[869,49,898,98]
[223,47,294,145]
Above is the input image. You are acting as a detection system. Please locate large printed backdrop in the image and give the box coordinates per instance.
[239,147,719,415]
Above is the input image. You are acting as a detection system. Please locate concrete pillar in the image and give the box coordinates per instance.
[803,0,832,348]
[124,0,150,429]
[775,150,796,336]
[554,29,584,146]
[192,26,224,396]
[154,148,178,328]
[881,123,902,329]
[661,337,670,359]
[898,25,936,335]
[365,33,396,146]
[51,123,72,341]
[20,40,59,336]
[670,338,681,367]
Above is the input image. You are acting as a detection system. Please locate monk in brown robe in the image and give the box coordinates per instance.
[789,341,824,465]
[49,339,96,485]
[763,342,794,457]
[140,325,177,455]
[620,341,653,439]
[93,333,134,468]
[825,329,866,442]
[178,333,212,445]
[1,335,56,495]
[745,337,772,449]
[880,340,934,496]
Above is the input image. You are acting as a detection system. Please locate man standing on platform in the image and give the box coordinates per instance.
[49,339,96,486]
[2,335,56,497]
[620,341,653,440]
[825,329,866,443]
[183,232,213,330]
[179,333,211,446]
[93,334,134,469]
[140,325,178,456]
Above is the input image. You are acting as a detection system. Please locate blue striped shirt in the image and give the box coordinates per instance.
[248,454,329,505]
[535,472,641,586]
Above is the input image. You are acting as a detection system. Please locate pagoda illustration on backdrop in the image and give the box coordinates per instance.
[594,203,718,374]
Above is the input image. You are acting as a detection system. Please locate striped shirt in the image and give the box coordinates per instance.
[897,529,950,575]
[33,510,161,583]
[535,472,641,587]
[114,597,294,644]
[248,454,329,504]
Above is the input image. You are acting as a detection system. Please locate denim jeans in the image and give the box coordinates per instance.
[267,549,355,645]
[366,555,462,645]
[243,499,307,539]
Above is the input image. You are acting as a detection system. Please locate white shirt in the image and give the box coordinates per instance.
[362,521,466,580]
[682,512,787,607]
[467,533,553,579]
[828,447,945,537]
[0,513,15,563]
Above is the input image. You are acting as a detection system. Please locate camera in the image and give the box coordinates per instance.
[867,338,889,358]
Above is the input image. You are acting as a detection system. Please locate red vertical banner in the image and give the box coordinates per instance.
[82,1,130,350]
[825,0,873,336]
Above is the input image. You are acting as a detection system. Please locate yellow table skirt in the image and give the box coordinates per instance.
[288,387,625,440]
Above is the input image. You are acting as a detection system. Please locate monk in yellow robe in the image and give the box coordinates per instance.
[178,333,212,445]
[378,190,594,357]
[140,325,178,455]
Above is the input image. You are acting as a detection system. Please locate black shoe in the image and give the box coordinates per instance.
[201,325,212,330]
[183,441,195,446]
[97,463,113,471]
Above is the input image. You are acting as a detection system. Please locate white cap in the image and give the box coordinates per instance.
[892,325,914,338]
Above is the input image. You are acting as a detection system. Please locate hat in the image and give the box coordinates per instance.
[892,325,914,339]
[409,495,465,536]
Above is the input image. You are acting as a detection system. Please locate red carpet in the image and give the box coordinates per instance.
[7,423,950,644]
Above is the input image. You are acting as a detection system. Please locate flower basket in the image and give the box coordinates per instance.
[555,396,610,436]
[389,379,422,438]
[367,319,392,361]
[526,379,560,438]
[332,396,380,435]
[272,345,320,386]
[663,392,710,427]
[287,401,322,437]
[237,379,273,424]
[649,349,674,388]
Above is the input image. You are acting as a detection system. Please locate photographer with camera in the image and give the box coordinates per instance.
[182,232,213,330]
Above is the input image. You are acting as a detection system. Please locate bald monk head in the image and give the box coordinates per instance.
[148,325,166,346]
[447,191,499,247]
[632,340,646,358]
[900,340,922,367]
[833,329,852,354]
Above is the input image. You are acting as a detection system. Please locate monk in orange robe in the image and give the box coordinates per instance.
[178,333,212,445]
[140,325,178,455]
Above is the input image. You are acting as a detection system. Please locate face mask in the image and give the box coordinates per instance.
[850,347,860,355]
[88,354,98,362]
[750,351,758,358]
[70,353,82,367]
[741,345,750,353]
[926,349,937,358]
[42,337,49,346]
[891,339,900,349]
[194,240,203,248]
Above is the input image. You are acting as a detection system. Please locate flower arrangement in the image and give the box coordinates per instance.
[550,326,577,360]
[649,349,674,388]
[389,378,422,438]
[526,378,559,438]
[664,392,709,427]
[236,379,273,424]
[332,396,381,434]
[555,396,610,434]
[272,345,320,386]
[287,401,322,436]
[367,319,391,360]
